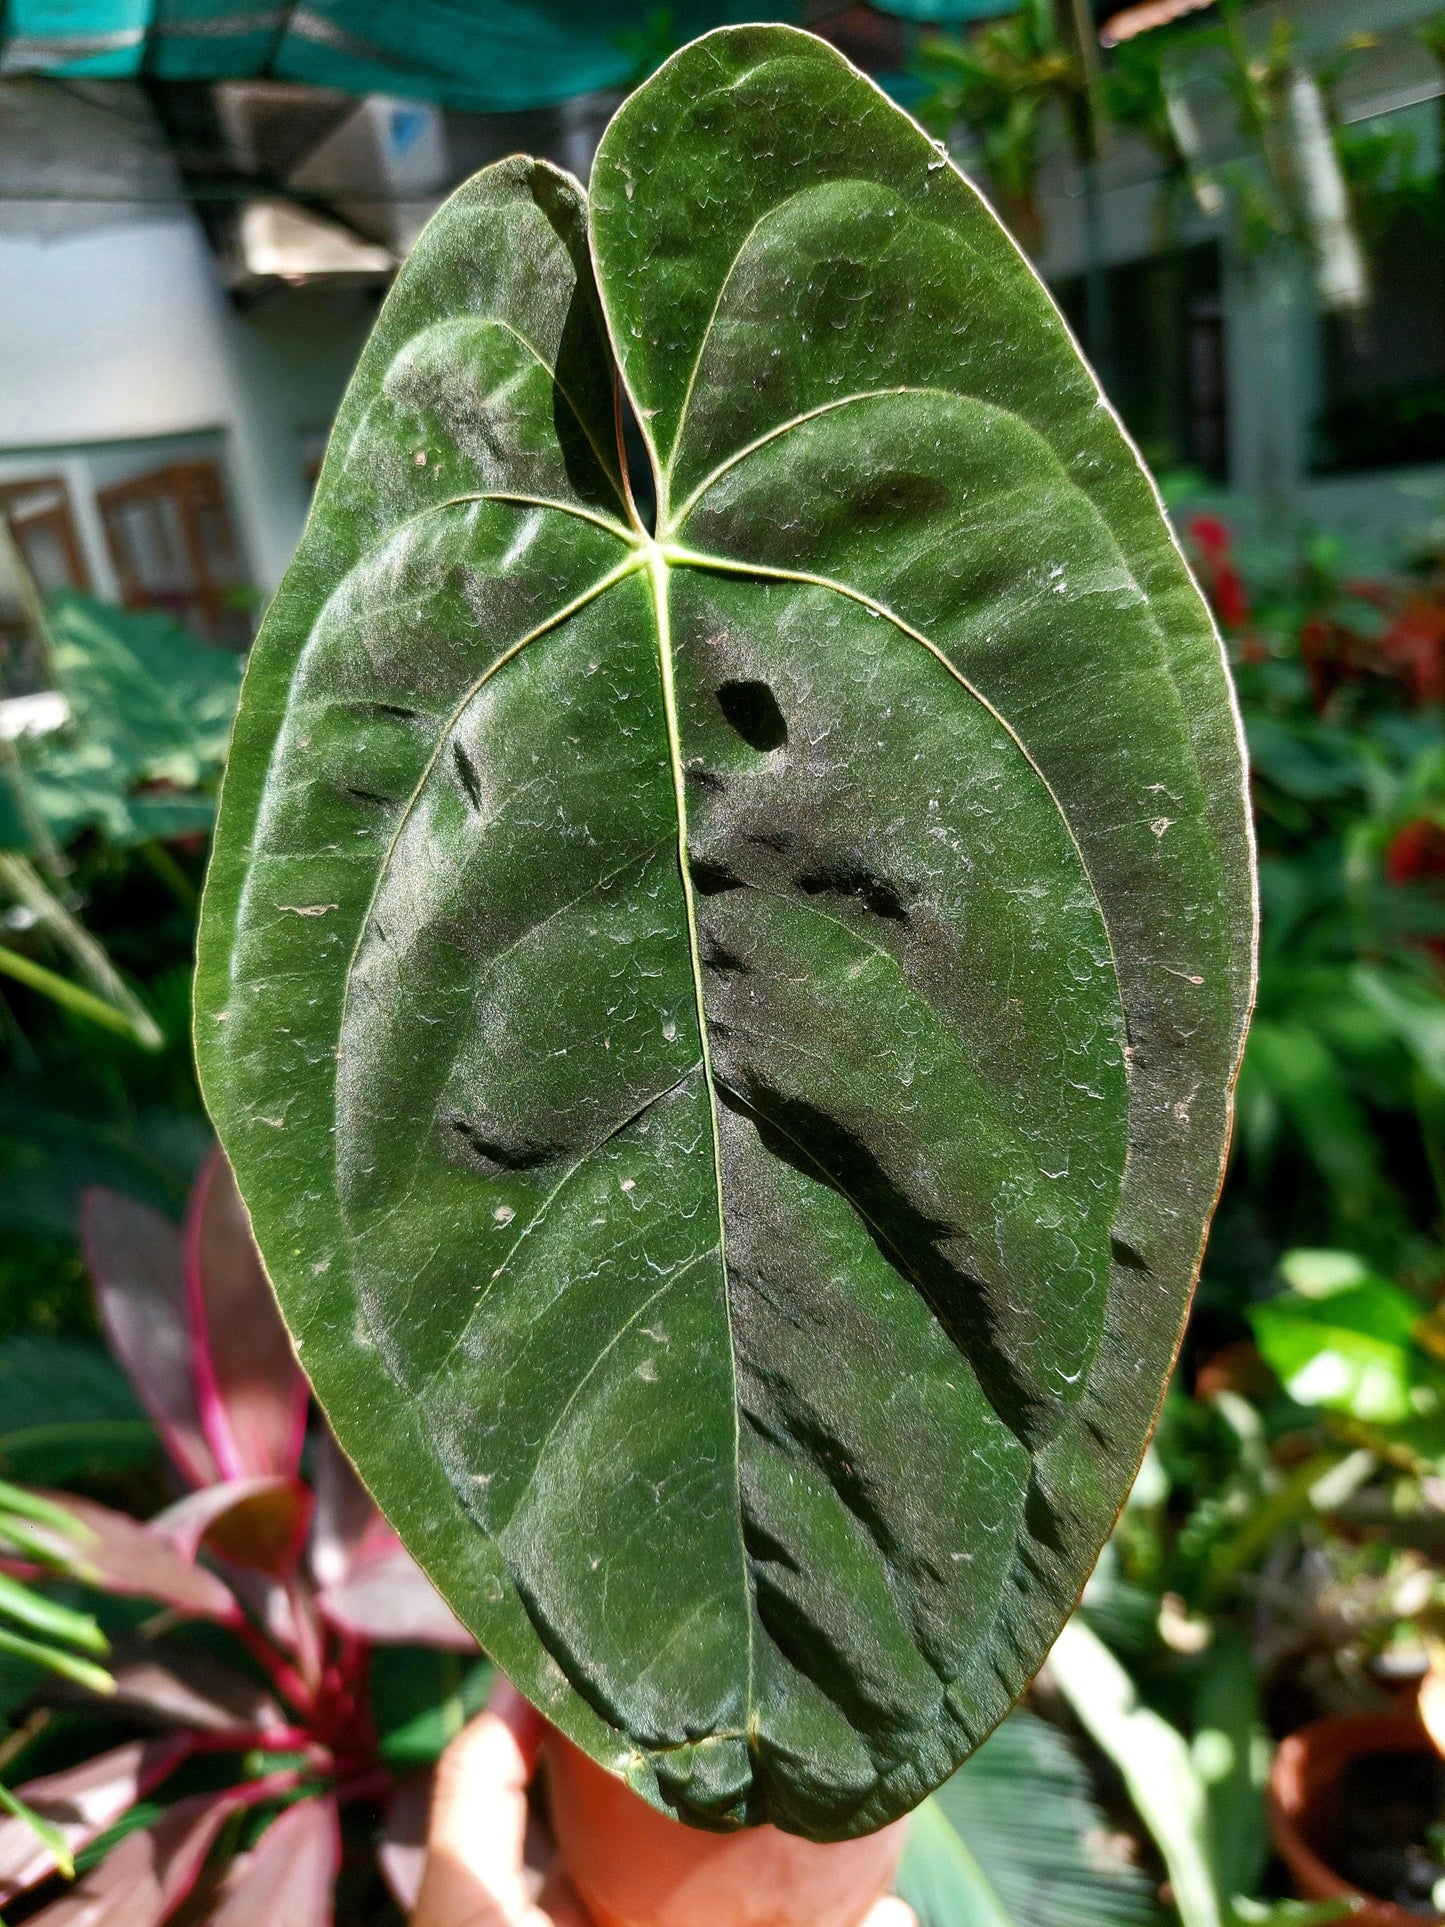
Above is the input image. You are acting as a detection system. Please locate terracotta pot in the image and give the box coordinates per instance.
[545,1731,907,1927]
[1270,1710,1443,1926]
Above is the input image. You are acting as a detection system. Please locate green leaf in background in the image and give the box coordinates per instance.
[1236,1019,1386,1237]
[897,1709,1158,1927]
[0,1096,197,1244]
[371,1650,494,1766]
[195,24,1255,1836]
[0,1336,153,1482]
[0,1474,114,1707]
[1243,716,1365,806]
[899,1799,1016,1927]
[0,1572,108,1656]
[1,596,240,855]
[1190,1630,1269,1906]
[1250,1252,1433,1427]
[1049,1617,1222,1927]
[46,594,240,787]
[0,1778,74,1882]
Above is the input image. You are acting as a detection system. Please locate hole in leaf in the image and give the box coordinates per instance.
[690,859,744,896]
[716,680,787,752]
[795,864,910,922]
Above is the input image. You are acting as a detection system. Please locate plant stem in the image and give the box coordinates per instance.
[140,840,199,910]
[0,941,153,1044]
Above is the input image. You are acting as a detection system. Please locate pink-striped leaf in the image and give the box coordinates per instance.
[208,1795,339,1927]
[307,1423,391,1590]
[152,1478,311,1578]
[81,1191,217,1491]
[211,1564,321,1683]
[184,1149,308,1483]
[318,1545,475,1651]
[102,1651,289,1737]
[26,1788,243,1925]
[24,1494,236,1621]
[0,1737,193,1905]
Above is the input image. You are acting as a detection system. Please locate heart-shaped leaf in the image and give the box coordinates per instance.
[196,24,1254,1838]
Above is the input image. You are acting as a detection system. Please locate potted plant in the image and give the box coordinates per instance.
[1254,1248,1445,1919]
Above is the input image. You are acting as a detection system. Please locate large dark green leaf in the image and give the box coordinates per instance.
[195,25,1254,1838]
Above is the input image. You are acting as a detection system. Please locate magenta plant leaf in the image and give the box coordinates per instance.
[26,1788,245,1925]
[152,1477,312,1578]
[183,1149,308,1483]
[24,1494,236,1621]
[102,1652,291,1737]
[0,1737,194,1905]
[81,1191,218,1491]
[318,1545,476,1651]
[208,1795,340,1927]
[307,1423,391,1590]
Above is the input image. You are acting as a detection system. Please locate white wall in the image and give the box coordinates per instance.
[0,213,286,588]
[0,210,372,595]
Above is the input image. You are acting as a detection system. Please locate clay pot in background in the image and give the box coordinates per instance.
[546,1731,908,1927]
[1271,1711,1445,1926]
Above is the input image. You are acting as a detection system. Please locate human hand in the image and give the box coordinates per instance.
[410,1678,916,1927]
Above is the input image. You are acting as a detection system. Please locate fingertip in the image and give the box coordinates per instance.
[487,1670,547,1769]
[863,1897,918,1927]
[428,1684,541,1852]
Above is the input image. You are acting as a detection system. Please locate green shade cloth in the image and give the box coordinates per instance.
[0,0,789,111]
[870,0,1017,20]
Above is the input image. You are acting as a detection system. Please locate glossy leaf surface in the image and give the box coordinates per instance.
[896,1707,1156,1927]
[196,24,1254,1837]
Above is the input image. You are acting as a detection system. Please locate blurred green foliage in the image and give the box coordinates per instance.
[0,592,231,1337]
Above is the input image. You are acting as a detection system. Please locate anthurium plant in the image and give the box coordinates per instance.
[194,24,1256,1840]
[0,1149,479,1922]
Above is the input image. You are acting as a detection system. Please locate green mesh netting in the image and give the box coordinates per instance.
[0,1,797,111]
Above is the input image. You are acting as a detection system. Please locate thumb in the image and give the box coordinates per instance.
[410,1680,547,1927]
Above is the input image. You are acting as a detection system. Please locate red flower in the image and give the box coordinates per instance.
[1380,596,1445,707]
[1385,819,1445,965]
[1187,513,1231,561]
[1186,515,1252,631]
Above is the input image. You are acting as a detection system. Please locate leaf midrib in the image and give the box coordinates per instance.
[642,538,756,1737]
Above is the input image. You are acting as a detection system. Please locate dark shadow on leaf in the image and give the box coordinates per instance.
[719,1082,1055,1450]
